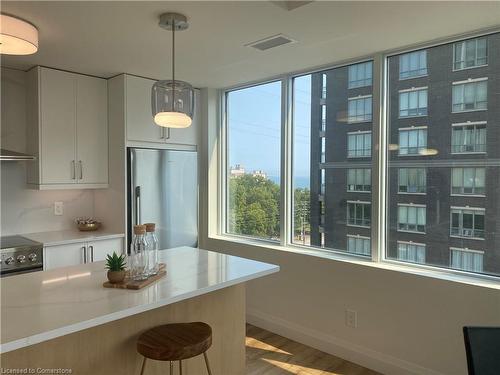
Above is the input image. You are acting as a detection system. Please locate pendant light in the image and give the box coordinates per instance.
[152,13,194,128]
[0,14,38,55]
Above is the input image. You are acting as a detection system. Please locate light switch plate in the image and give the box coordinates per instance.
[54,201,64,216]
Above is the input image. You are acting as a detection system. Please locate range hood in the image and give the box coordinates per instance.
[0,148,36,161]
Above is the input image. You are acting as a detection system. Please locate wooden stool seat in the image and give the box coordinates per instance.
[137,322,212,362]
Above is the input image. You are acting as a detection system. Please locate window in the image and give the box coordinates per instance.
[347,201,371,227]
[347,95,372,123]
[399,50,427,79]
[398,168,426,194]
[399,87,428,117]
[291,64,373,255]
[397,242,426,264]
[348,132,372,158]
[320,169,325,195]
[398,204,426,233]
[347,235,371,256]
[321,105,327,131]
[225,81,282,241]
[398,128,427,155]
[451,207,485,239]
[453,38,487,70]
[451,168,485,195]
[223,33,500,278]
[348,61,373,88]
[451,248,484,273]
[451,122,486,154]
[321,73,327,99]
[321,137,326,163]
[385,33,498,276]
[347,169,371,192]
[452,79,487,112]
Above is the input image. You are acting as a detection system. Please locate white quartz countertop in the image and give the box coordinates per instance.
[0,246,279,353]
[22,229,125,246]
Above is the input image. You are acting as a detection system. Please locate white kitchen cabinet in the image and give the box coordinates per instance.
[125,75,164,143]
[44,242,86,271]
[44,237,124,270]
[76,75,109,185]
[26,66,108,189]
[38,68,77,184]
[124,74,199,147]
[87,237,124,262]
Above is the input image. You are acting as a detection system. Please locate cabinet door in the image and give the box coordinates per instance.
[125,75,164,143]
[76,75,108,184]
[87,238,124,262]
[44,242,86,270]
[39,68,77,184]
[167,89,200,147]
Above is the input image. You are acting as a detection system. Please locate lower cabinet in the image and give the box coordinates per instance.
[44,237,124,270]
[43,242,85,270]
[87,238,124,262]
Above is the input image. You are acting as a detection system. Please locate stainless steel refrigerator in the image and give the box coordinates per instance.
[128,148,198,251]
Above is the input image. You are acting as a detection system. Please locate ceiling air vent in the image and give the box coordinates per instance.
[246,34,296,51]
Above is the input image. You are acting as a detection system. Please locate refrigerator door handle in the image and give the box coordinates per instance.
[135,186,141,225]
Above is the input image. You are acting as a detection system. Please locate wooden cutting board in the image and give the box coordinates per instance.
[103,263,166,290]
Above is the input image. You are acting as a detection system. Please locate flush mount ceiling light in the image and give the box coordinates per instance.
[152,13,194,128]
[0,14,38,55]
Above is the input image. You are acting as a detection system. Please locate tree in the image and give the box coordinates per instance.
[228,174,280,239]
[293,187,310,241]
[227,174,310,240]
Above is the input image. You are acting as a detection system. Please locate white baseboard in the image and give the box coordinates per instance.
[247,308,444,375]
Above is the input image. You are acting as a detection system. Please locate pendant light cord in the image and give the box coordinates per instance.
[171,14,175,112]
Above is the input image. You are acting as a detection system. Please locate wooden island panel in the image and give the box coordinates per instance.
[1,284,245,375]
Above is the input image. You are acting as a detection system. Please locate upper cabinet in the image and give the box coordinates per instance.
[124,74,199,148]
[26,67,108,189]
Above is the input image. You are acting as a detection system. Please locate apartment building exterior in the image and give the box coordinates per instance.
[309,32,500,275]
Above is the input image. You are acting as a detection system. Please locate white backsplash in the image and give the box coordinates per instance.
[1,163,95,235]
[1,67,95,236]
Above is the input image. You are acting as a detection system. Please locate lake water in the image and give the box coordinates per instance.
[268,175,310,189]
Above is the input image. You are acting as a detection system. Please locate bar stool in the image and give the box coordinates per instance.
[137,322,213,375]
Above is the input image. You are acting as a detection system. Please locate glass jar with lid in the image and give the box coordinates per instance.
[145,223,159,276]
[130,225,149,281]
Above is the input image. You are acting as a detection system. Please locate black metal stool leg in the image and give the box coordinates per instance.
[179,360,183,375]
[139,357,146,375]
[203,352,212,375]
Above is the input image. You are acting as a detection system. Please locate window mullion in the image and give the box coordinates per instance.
[281,76,292,247]
[371,53,385,263]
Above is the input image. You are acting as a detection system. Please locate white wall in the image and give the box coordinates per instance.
[1,68,95,235]
[198,88,500,375]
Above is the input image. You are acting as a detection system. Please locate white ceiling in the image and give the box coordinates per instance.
[1,1,499,88]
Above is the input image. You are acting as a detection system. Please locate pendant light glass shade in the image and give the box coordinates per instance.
[152,79,194,128]
[0,14,38,55]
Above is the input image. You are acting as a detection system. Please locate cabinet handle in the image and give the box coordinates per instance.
[79,161,83,180]
[71,160,76,180]
[82,246,87,263]
[89,245,94,262]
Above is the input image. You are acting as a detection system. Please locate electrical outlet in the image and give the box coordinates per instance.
[54,201,64,216]
[346,309,357,328]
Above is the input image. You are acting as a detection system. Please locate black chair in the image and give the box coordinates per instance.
[463,327,500,375]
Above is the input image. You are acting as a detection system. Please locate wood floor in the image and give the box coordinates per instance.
[246,324,381,375]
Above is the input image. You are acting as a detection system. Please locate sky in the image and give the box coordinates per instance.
[227,75,312,188]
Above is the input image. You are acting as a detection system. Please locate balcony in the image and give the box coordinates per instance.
[451,227,485,239]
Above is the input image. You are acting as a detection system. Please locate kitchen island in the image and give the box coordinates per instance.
[1,246,279,375]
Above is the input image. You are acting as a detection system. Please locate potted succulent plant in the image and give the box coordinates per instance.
[105,252,127,283]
